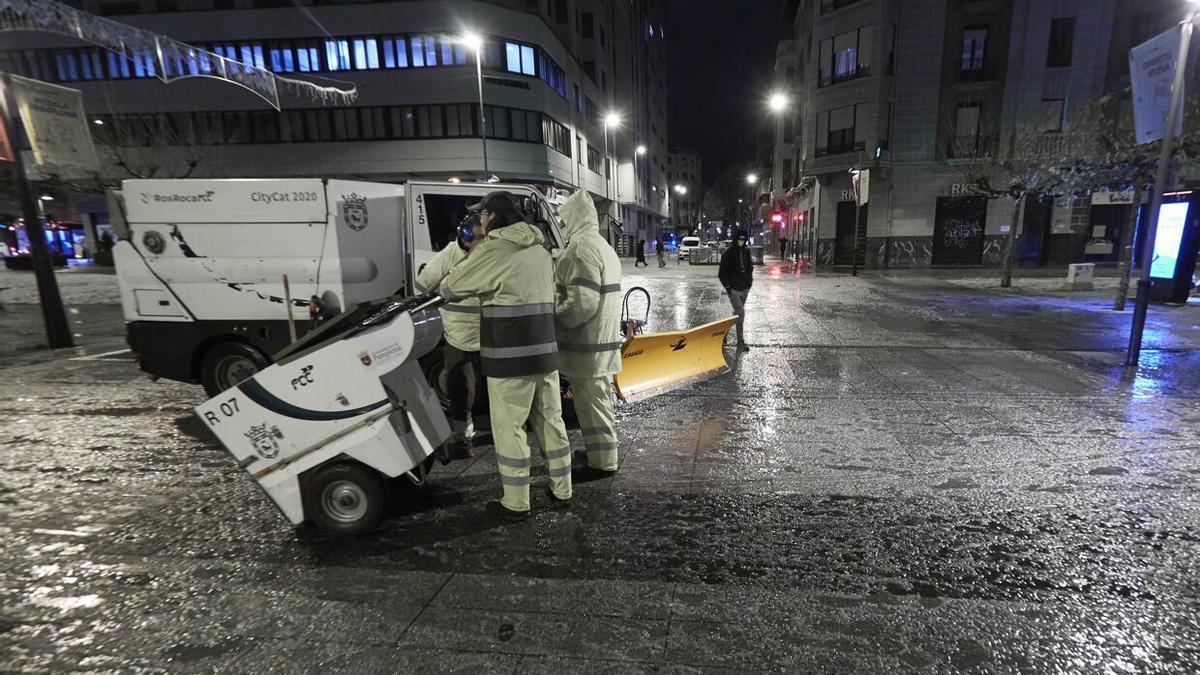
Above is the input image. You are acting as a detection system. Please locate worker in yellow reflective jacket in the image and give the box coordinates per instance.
[415,213,484,459]
[439,192,572,520]
[553,189,623,480]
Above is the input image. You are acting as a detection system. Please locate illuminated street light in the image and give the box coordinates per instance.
[604,112,622,128]
[457,31,488,174]
[457,31,483,51]
[636,145,647,155]
[746,173,758,185]
[673,184,687,195]
[768,92,788,113]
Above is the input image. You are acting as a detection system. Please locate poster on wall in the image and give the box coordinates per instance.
[9,74,98,171]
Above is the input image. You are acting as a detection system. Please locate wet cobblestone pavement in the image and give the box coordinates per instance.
[2,261,1199,672]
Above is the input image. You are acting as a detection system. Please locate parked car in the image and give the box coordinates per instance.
[678,236,702,259]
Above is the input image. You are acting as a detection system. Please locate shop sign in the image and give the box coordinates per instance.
[1090,191,1136,205]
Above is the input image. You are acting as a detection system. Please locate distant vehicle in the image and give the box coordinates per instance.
[678,236,702,259]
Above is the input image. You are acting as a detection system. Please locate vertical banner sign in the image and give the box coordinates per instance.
[1130,26,1185,145]
[857,169,870,206]
[10,74,98,171]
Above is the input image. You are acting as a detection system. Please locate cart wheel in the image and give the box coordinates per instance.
[304,463,385,536]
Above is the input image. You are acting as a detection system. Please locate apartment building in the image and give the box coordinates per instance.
[667,146,701,233]
[773,0,1186,268]
[0,0,670,253]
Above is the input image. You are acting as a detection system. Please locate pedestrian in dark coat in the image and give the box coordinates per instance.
[635,238,648,267]
[718,230,753,351]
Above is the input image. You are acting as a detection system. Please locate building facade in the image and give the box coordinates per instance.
[771,0,1187,268]
[0,0,670,255]
[667,146,702,234]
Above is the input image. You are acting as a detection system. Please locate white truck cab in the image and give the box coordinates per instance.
[112,178,566,395]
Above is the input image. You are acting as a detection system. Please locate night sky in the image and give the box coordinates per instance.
[665,0,790,186]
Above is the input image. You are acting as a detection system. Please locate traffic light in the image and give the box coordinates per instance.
[770,198,787,226]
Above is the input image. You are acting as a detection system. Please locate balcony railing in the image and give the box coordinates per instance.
[820,0,864,15]
[814,140,866,158]
[946,134,994,159]
[956,66,998,83]
[818,64,871,88]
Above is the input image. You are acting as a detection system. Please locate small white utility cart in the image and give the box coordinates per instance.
[195,294,450,535]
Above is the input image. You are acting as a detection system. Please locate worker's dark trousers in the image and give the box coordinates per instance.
[445,343,476,432]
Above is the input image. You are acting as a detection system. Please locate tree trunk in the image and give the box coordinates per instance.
[1113,189,1141,311]
[1000,196,1021,288]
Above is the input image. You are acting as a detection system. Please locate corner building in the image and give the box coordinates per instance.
[774,0,1189,269]
[0,0,670,250]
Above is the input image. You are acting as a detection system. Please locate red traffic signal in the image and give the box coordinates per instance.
[770,211,785,224]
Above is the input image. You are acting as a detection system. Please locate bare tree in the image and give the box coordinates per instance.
[1055,93,1200,309]
[943,119,1092,287]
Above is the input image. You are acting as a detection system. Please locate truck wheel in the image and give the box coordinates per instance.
[421,348,452,409]
[200,341,270,396]
[304,463,385,536]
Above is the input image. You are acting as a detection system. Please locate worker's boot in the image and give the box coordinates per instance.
[446,419,475,460]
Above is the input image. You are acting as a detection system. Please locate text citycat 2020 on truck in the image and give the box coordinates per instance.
[111,178,567,396]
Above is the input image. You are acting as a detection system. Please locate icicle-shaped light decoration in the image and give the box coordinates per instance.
[0,0,357,109]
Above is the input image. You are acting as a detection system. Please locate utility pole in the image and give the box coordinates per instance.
[1128,15,1193,366]
[1,73,73,348]
[850,167,862,277]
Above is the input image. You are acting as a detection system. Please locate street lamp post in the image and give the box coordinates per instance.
[635,144,646,207]
[602,113,621,247]
[768,92,788,200]
[603,113,621,203]
[458,33,488,176]
[849,167,863,277]
[746,173,759,228]
[1127,8,1197,366]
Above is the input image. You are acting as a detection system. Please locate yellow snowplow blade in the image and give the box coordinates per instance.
[613,316,737,402]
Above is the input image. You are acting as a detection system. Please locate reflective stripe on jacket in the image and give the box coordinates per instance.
[414,243,480,352]
[439,221,558,377]
[554,189,623,377]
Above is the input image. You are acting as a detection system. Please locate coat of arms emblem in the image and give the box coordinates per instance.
[244,423,284,459]
[343,193,368,231]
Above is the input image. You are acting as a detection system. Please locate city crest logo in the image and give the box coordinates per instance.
[343,193,368,231]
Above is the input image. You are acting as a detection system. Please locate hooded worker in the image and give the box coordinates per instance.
[439,191,572,519]
[554,189,623,479]
[415,212,484,460]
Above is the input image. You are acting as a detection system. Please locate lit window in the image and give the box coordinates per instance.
[353,39,367,69]
[412,37,426,67]
[962,28,986,71]
[326,39,350,71]
[364,39,379,69]
[395,38,409,67]
[505,42,521,73]
[520,45,535,75]
[252,45,265,70]
[298,47,312,72]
